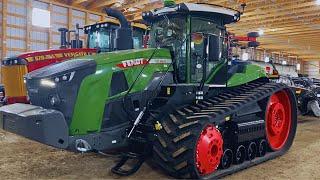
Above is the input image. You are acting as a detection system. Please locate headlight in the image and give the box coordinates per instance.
[54,71,76,83]
[40,79,56,88]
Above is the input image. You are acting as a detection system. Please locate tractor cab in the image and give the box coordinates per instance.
[143,3,240,85]
[84,20,147,52]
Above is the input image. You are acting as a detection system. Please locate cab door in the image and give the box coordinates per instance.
[189,17,227,87]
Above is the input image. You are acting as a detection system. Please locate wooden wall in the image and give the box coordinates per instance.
[0,0,107,59]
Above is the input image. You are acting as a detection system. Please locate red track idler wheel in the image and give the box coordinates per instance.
[195,125,223,176]
[235,145,246,164]
[266,90,292,151]
[247,142,257,160]
[257,139,267,157]
[220,149,233,169]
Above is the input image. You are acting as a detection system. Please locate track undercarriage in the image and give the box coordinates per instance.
[147,81,297,178]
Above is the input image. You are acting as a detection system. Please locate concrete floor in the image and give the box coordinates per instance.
[0,116,319,179]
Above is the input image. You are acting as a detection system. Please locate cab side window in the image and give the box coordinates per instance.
[190,18,224,83]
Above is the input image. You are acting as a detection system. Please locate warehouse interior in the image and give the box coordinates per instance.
[0,0,319,179]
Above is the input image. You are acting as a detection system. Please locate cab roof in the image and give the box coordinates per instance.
[84,18,147,31]
[143,3,240,24]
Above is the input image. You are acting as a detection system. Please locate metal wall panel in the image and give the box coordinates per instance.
[31,31,48,41]
[52,13,68,24]
[6,1,27,57]
[7,15,27,26]
[7,50,24,57]
[305,61,320,79]
[30,1,49,51]
[7,39,26,49]
[51,5,68,47]
[52,5,68,14]
[30,42,48,51]
[7,4,27,16]
[72,9,85,17]
[52,34,60,42]
[14,0,27,4]
[7,27,26,38]
[70,9,86,45]
[89,13,101,24]
[32,0,48,9]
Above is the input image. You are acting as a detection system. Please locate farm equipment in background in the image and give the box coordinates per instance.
[1,9,147,105]
[313,78,320,86]
[229,33,280,79]
[0,2,297,179]
[277,76,320,117]
[0,84,4,105]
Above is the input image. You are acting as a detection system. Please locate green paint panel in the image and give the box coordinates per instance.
[70,48,172,135]
[227,64,266,87]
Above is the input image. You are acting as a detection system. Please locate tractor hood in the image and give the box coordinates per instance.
[24,48,172,128]
[79,48,172,66]
[25,48,171,80]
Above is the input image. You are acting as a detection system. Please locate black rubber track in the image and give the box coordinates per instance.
[151,82,297,179]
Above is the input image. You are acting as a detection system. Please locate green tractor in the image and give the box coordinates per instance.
[0,2,297,179]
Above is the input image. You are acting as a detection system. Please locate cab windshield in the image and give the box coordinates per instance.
[150,16,186,49]
[150,16,187,82]
[88,27,145,51]
[88,27,114,52]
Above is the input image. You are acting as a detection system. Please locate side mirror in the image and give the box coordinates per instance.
[208,35,221,61]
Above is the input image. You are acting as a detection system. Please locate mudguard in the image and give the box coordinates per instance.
[0,103,69,149]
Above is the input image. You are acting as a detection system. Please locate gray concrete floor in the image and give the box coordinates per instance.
[0,116,319,179]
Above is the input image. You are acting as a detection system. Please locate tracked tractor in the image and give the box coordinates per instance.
[1,9,147,105]
[0,2,297,179]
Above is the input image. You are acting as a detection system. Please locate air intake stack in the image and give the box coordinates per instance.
[105,8,133,50]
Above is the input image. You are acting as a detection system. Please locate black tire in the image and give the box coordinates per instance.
[248,41,260,48]
[247,32,260,38]
[152,108,218,178]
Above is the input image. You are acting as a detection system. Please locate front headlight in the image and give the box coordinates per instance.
[53,71,76,83]
[40,79,56,88]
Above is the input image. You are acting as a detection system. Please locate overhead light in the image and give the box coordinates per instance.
[258,29,264,36]
[282,61,287,65]
[128,7,138,12]
[316,0,320,5]
[264,56,270,63]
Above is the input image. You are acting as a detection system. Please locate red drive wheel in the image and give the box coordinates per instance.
[195,125,223,176]
[266,90,292,151]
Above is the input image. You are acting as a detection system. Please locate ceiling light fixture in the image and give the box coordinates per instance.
[258,29,264,36]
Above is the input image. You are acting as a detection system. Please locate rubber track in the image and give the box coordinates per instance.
[151,82,297,179]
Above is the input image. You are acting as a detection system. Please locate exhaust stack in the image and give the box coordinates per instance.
[105,8,133,50]
[58,28,69,49]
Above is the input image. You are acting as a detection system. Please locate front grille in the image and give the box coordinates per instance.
[26,59,96,125]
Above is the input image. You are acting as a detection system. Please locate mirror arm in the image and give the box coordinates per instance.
[199,36,208,90]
